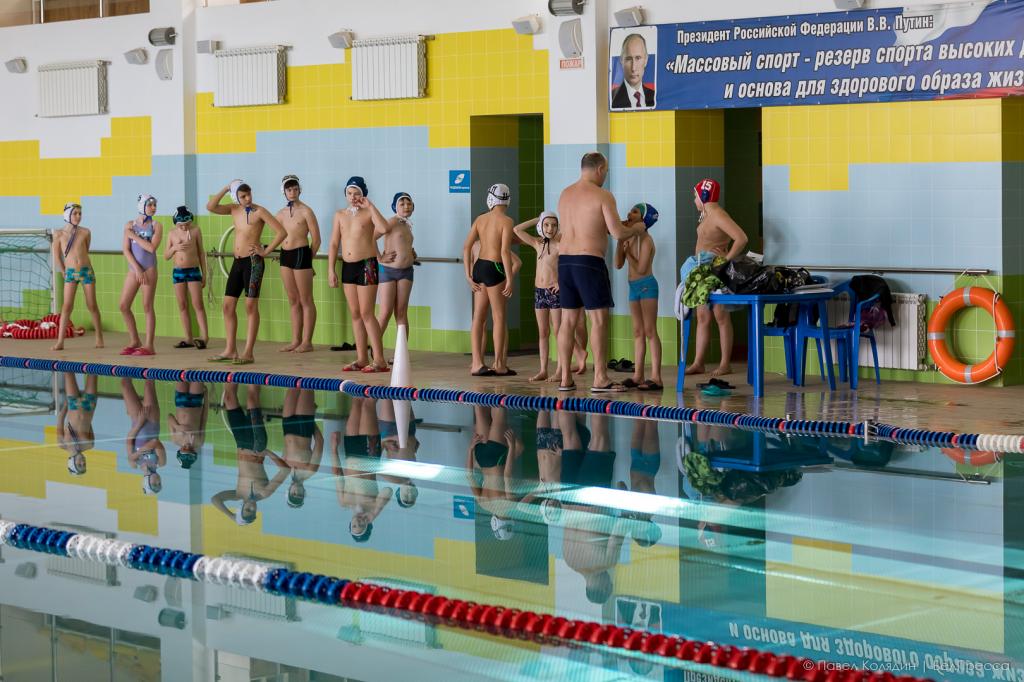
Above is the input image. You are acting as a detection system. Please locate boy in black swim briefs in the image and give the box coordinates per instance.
[164,205,210,350]
[276,175,322,353]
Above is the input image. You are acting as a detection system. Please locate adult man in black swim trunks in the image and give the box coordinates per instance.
[556,153,643,392]
[463,183,516,377]
[207,180,287,365]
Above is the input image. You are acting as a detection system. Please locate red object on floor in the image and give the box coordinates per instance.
[0,314,83,340]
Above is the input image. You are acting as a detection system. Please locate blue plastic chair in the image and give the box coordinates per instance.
[763,276,828,382]
[827,280,882,390]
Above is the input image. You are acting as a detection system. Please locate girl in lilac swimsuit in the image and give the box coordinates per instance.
[120,194,163,356]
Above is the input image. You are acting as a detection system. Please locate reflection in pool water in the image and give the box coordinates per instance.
[0,367,1019,681]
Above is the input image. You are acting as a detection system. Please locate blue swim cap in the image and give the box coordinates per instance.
[634,203,659,229]
[392,191,412,213]
[345,176,368,197]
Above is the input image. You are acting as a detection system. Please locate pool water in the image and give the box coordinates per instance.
[0,366,1020,681]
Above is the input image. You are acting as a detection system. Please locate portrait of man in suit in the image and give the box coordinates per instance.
[610,32,655,110]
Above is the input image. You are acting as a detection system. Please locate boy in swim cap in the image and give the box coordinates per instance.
[57,372,98,476]
[167,379,207,470]
[463,183,516,377]
[327,176,392,373]
[276,175,321,353]
[514,211,568,382]
[281,387,323,509]
[206,180,288,365]
[164,205,210,350]
[614,202,662,391]
[120,194,163,357]
[683,179,748,378]
[376,192,417,341]
[51,203,104,350]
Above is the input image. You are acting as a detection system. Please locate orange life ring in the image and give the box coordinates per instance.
[941,448,1000,466]
[927,287,1014,384]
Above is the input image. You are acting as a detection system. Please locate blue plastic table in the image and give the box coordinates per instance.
[677,290,838,397]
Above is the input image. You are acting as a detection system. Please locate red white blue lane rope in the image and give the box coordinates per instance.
[2,355,1021,454]
[0,519,933,682]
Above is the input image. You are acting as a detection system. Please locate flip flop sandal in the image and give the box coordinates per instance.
[638,380,664,391]
[342,362,366,372]
[558,383,576,392]
[591,382,626,393]
[131,348,155,356]
[617,360,635,372]
[208,355,234,363]
[621,378,640,389]
[232,358,254,366]
[607,359,621,370]
[700,384,731,397]
[330,343,356,351]
[361,364,390,374]
[193,339,207,350]
[173,341,193,349]
[120,346,140,355]
[471,367,496,377]
[494,369,517,377]
[709,377,736,390]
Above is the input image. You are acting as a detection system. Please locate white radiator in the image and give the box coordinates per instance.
[826,292,927,371]
[214,45,287,107]
[351,35,427,101]
[37,61,108,117]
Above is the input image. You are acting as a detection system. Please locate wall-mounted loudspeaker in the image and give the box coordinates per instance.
[4,58,28,74]
[549,0,585,17]
[155,49,173,80]
[833,0,865,8]
[614,6,644,27]
[196,40,220,54]
[511,15,542,35]
[328,30,354,49]
[148,27,176,46]
[124,48,149,65]
[558,18,583,58]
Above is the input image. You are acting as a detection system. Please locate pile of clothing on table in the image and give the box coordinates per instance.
[674,253,814,320]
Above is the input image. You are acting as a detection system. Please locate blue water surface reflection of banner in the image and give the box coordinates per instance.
[609,0,1024,111]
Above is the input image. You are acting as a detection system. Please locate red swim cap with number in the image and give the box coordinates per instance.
[694,179,721,204]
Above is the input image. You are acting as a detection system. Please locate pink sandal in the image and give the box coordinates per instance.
[361,364,390,374]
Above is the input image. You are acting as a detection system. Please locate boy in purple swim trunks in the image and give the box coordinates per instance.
[614,202,662,391]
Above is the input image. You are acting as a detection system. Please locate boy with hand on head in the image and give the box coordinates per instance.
[376,191,417,339]
[682,179,748,378]
[206,180,288,365]
[276,174,321,353]
[51,202,103,350]
[463,183,516,377]
[327,176,392,373]
[164,205,209,350]
[120,194,162,357]
[614,202,663,391]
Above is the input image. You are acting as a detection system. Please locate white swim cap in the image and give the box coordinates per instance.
[137,194,156,214]
[490,514,515,541]
[229,180,245,203]
[63,202,82,225]
[486,183,511,210]
[281,174,300,195]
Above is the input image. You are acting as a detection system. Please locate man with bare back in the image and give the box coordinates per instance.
[556,152,643,393]
[206,180,287,365]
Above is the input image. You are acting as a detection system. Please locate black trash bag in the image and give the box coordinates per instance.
[712,256,774,294]
[773,266,812,292]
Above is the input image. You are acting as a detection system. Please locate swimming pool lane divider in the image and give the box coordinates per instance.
[0,519,932,682]
[3,354,1023,454]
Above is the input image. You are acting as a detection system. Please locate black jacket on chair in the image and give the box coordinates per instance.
[850,275,896,326]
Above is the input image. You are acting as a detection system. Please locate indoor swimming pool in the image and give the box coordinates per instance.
[0,366,1019,681]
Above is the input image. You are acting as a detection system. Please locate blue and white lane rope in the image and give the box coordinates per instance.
[1,355,1021,454]
[0,519,934,682]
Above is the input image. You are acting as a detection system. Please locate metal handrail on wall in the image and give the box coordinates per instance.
[790,265,991,276]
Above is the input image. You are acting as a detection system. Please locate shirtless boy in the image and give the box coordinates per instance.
[276,174,321,353]
[376,191,416,338]
[51,202,103,350]
[206,180,287,365]
[682,179,748,378]
[164,205,209,349]
[328,176,392,373]
[463,183,515,377]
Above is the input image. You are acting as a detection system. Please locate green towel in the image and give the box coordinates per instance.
[683,265,724,309]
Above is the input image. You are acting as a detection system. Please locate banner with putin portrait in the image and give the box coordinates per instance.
[608,0,1024,111]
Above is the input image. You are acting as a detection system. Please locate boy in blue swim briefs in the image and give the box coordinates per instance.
[164,205,210,350]
[51,202,103,351]
[615,202,662,391]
